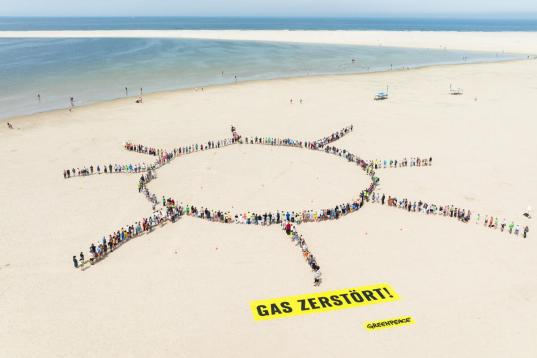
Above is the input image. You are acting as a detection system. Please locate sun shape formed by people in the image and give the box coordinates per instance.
[64,125,527,285]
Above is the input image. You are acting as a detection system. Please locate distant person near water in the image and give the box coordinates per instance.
[136,88,143,103]
[69,97,75,112]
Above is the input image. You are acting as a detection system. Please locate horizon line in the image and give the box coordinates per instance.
[2,14,537,19]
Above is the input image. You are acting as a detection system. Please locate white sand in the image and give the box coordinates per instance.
[1,56,536,356]
[2,29,537,54]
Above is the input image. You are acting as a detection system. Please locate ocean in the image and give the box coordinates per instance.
[0,17,529,120]
[2,17,537,31]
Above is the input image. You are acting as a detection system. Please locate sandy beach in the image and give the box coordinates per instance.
[2,29,537,54]
[1,46,537,357]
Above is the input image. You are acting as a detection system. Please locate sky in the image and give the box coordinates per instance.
[0,0,536,17]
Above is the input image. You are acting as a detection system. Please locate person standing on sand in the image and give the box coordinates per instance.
[514,225,521,236]
[72,256,78,268]
[136,88,143,103]
[125,87,128,96]
[69,97,75,112]
[314,271,321,286]
[79,252,85,268]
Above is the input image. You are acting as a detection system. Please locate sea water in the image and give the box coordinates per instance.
[0,17,527,120]
[1,16,537,31]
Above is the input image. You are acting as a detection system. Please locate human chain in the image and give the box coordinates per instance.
[68,125,529,285]
[70,125,379,286]
[284,222,322,286]
[73,208,179,270]
[72,195,326,285]
[64,125,357,179]
[77,177,374,282]
[371,192,529,238]
[63,136,237,178]
[366,157,433,169]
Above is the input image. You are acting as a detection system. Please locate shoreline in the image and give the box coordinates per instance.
[2,29,537,54]
[2,56,529,126]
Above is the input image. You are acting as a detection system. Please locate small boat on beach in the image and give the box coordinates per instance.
[449,84,464,95]
[374,91,389,100]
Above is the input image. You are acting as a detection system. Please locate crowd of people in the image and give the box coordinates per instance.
[65,125,358,180]
[371,192,529,238]
[63,163,153,178]
[284,222,322,286]
[159,190,373,227]
[72,208,176,268]
[71,125,379,285]
[65,136,240,179]
[72,189,332,284]
[366,157,433,169]
[70,124,528,284]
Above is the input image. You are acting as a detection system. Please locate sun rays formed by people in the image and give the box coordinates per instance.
[65,125,528,284]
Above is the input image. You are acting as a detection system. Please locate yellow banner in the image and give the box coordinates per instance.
[364,316,415,330]
[250,283,399,321]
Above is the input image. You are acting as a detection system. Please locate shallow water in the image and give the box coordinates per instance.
[0,38,518,120]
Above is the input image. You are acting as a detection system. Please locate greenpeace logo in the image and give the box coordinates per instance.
[364,316,414,330]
